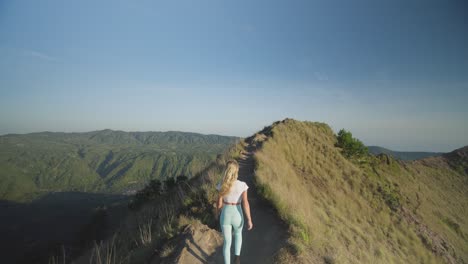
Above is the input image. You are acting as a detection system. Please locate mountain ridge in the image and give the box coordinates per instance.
[368,145,445,160]
[0,130,237,201]
[250,119,467,263]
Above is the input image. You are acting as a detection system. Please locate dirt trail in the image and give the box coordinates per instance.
[210,145,289,263]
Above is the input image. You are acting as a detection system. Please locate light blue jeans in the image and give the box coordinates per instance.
[220,204,244,264]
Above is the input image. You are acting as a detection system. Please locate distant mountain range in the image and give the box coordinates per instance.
[367,146,445,160]
[0,129,237,201]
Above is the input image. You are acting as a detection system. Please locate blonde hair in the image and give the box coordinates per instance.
[219,160,239,196]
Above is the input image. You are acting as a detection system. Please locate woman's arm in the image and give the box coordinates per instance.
[242,190,253,230]
[216,195,224,218]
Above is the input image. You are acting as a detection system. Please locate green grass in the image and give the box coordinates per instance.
[0,130,237,201]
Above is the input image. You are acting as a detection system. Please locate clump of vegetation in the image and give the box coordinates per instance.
[128,175,188,210]
[377,182,401,211]
[336,129,369,160]
[89,233,130,264]
[442,217,463,238]
[48,246,66,264]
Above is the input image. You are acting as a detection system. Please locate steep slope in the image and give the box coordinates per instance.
[252,119,467,263]
[0,130,237,201]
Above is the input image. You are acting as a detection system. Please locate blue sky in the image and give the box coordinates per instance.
[0,0,467,152]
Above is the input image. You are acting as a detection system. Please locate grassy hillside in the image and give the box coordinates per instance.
[55,120,466,264]
[251,119,467,263]
[368,146,444,160]
[0,130,237,201]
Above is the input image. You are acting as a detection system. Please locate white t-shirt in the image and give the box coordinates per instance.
[216,180,249,203]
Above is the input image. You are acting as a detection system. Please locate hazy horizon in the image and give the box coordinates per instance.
[0,123,463,153]
[1,0,467,152]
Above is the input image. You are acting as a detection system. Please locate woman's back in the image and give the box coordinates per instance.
[217,180,249,203]
[216,160,252,264]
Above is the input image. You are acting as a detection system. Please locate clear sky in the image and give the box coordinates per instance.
[0,0,467,152]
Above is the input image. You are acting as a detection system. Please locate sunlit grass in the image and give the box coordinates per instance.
[253,119,465,263]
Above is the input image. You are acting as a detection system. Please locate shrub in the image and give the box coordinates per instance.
[128,179,163,210]
[129,175,190,210]
[377,183,401,211]
[176,175,188,184]
[164,177,177,190]
[336,129,369,160]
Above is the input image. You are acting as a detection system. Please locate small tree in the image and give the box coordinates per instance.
[336,129,368,159]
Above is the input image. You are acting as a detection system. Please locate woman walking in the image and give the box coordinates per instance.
[216,160,253,264]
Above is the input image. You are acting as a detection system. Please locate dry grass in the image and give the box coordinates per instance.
[379,157,468,262]
[48,245,66,264]
[89,234,130,264]
[253,119,465,263]
[137,218,152,246]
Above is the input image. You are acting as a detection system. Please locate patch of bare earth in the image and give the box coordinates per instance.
[152,220,223,264]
